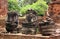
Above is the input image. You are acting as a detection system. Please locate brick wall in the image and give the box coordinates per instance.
[0,0,7,32]
[0,0,7,18]
[52,0,60,1]
[48,1,60,23]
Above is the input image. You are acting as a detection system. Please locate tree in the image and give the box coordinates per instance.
[44,0,51,4]
[8,0,48,16]
[8,0,20,12]
[20,0,48,16]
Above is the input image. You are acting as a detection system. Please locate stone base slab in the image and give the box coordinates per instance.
[0,33,60,39]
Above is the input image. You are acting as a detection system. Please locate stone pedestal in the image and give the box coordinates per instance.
[0,33,60,39]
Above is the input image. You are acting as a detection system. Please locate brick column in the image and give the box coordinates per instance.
[48,0,60,23]
[0,0,8,18]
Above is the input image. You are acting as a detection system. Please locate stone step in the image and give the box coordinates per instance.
[0,33,60,39]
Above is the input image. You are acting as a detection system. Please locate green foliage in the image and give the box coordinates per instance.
[8,0,48,16]
[18,0,37,7]
[44,0,51,4]
[8,0,20,12]
[44,0,51,2]
[20,0,48,16]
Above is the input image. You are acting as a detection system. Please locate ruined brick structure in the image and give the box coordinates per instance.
[0,0,7,32]
[0,0,7,17]
[48,0,60,23]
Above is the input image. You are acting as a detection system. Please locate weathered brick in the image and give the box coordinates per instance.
[0,0,7,17]
[48,1,60,23]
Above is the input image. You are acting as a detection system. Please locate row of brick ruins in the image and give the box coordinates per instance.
[0,0,60,36]
[0,0,60,23]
